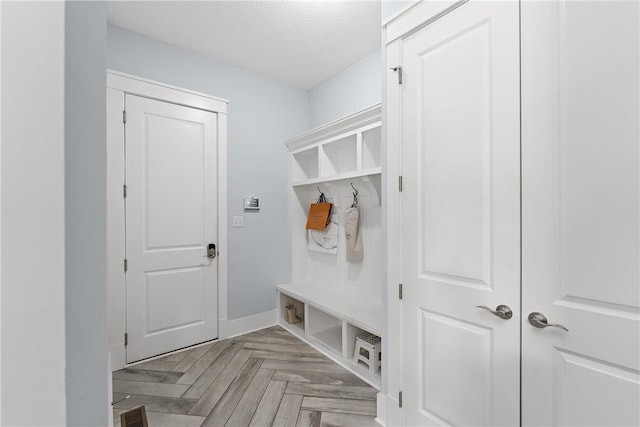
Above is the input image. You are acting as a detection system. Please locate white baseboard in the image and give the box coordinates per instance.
[383,393,402,427]
[376,392,387,426]
[218,317,229,340]
[228,309,277,338]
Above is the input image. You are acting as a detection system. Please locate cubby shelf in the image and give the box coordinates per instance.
[277,285,381,388]
[277,283,381,335]
[280,104,383,389]
[292,167,381,187]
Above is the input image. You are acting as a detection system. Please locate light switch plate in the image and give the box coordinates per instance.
[232,216,244,228]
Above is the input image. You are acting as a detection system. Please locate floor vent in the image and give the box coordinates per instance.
[120,406,148,427]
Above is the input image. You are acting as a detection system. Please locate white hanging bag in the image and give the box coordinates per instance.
[345,184,363,262]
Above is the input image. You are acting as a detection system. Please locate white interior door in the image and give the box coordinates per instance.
[399,2,521,425]
[125,94,218,363]
[521,1,640,425]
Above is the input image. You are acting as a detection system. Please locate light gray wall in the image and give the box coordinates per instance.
[1,2,68,425]
[308,48,382,128]
[107,25,309,320]
[65,2,108,425]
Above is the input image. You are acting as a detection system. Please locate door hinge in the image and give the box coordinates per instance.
[399,391,403,408]
[399,175,403,192]
[124,333,128,347]
[399,283,403,300]
[123,184,127,199]
[124,259,128,272]
[123,110,127,124]
[391,66,403,84]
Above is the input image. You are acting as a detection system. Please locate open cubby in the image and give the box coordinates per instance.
[362,126,381,170]
[279,105,382,389]
[321,134,357,176]
[292,148,319,182]
[346,323,381,377]
[308,305,343,354]
[279,293,305,333]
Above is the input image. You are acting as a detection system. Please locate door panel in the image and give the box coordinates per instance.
[126,94,218,363]
[522,1,640,425]
[400,2,520,425]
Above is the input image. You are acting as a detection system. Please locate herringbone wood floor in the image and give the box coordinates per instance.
[113,325,379,427]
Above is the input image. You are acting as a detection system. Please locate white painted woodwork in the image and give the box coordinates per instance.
[107,71,229,370]
[395,1,520,425]
[125,94,219,362]
[521,1,640,425]
[278,105,383,388]
[277,289,381,389]
[107,88,127,369]
[1,2,67,423]
[388,1,640,426]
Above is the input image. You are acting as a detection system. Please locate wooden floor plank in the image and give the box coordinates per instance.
[272,370,368,387]
[300,397,376,416]
[182,341,244,400]
[251,350,328,363]
[249,380,287,427]
[242,342,321,355]
[146,411,206,427]
[112,368,169,383]
[113,379,189,398]
[172,342,216,373]
[112,327,378,427]
[201,358,263,427]
[225,368,274,427]
[163,347,194,362]
[261,360,349,374]
[273,394,304,427]
[285,383,377,401]
[129,358,178,372]
[236,331,304,346]
[188,349,253,416]
[295,410,321,427]
[161,372,185,384]
[319,412,380,427]
[113,394,197,415]
[177,340,233,385]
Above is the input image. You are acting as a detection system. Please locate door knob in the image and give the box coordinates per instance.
[528,312,569,332]
[476,304,513,319]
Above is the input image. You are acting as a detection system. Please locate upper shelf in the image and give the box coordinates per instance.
[286,104,382,187]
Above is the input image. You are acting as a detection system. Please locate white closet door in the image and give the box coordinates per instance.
[125,94,219,363]
[522,1,640,425]
[398,1,521,425]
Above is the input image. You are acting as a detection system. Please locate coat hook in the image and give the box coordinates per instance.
[350,183,358,208]
[317,186,322,194]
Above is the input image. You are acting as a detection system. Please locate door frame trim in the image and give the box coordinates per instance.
[106,70,229,371]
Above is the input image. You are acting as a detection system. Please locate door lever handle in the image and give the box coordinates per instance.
[528,312,568,332]
[476,304,513,319]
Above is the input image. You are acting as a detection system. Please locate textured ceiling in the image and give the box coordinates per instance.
[107,1,382,89]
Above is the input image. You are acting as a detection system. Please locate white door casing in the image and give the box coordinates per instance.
[125,94,219,363]
[521,1,640,425]
[398,1,521,425]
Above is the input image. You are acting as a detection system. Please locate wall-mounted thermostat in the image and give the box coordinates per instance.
[244,196,260,211]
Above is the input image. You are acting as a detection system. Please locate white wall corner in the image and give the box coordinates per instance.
[109,343,126,372]
[376,392,387,426]
[383,394,402,427]
[227,309,277,338]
